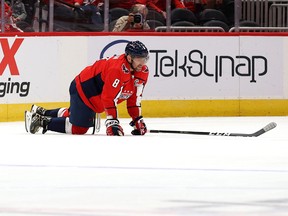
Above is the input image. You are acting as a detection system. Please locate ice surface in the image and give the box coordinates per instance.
[0,116,287,216]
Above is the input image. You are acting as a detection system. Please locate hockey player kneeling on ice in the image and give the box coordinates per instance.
[25,40,149,136]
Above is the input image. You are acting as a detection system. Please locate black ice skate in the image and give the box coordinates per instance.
[25,111,51,134]
[30,104,47,116]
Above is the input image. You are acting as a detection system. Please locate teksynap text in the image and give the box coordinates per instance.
[151,49,268,83]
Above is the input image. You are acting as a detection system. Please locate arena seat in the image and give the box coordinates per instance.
[109,7,129,22]
[171,8,198,25]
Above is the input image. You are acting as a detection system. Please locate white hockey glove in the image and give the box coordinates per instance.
[129,116,147,135]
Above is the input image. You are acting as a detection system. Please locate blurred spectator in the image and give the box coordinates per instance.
[10,0,35,31]
[55,0,83,15]
[0,2,22,32]
[52,0,88,31]
[110,0,147,10]
[146,0,185,19]
[52,0,84,21]
[11,0,27,22]
[22,0,37,25]
[112,4,150,32]
[41,0,104,31]
[81,0,103,25]
[10,0,30,30]
[62,0,83,8]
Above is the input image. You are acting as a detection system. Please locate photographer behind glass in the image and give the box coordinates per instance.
[112,4,150,32]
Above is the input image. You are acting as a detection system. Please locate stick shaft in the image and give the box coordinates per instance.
[149,130,236,136]
[148,122,277,137]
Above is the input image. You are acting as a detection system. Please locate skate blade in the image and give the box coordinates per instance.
[25,111,32,133]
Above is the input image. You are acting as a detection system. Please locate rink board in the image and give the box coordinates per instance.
[2,99,288,122]
[0,33,288,121]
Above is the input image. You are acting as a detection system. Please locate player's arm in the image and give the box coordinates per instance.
[101,70,125,136]
[128,67,149,135]
[127,81,145,119]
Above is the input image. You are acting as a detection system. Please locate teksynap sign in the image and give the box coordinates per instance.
[96,37,282,100]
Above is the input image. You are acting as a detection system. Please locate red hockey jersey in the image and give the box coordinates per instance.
[75,54,149,120]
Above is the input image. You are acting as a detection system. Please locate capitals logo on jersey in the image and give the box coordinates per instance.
[122,64,129,74]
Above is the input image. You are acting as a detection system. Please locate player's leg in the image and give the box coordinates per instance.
[26,109,71,134]
[26,81,94,135]
[31,104,69,118]
[68,80,95,134]
[26,112,79,135]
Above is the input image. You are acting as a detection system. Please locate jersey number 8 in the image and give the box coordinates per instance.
[112,79,120,88]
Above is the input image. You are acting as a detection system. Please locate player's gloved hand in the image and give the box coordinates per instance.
[129,116,147,135]
[105,119,124,136]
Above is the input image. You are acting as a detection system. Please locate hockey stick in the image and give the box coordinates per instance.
[92,113,101,134]
[148,122,277,137]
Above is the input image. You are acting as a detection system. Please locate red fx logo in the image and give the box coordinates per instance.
[0,38,24,76]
